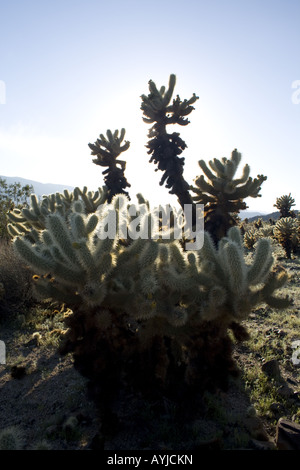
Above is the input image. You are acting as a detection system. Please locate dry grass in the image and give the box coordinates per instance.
[0,239,35,319]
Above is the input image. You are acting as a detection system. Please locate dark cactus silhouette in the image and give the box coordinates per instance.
[192,149,267,245]
[141,74,198,213]
[274,193,296,219]
[89,129,131,202]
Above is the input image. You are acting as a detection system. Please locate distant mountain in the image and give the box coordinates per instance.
[239,210,267,220]
[1,175,75,197]
[1,176,298,222]
[246,210,299,222]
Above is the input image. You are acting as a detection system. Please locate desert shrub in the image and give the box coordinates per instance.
[0,426,23,450]
[0,178,33,241]
[0,240,34,319]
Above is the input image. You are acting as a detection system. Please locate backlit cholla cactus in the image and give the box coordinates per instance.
[6,186,107,242]
[274,193,296,219]
[141,74,198,213]
[191,149,267,245]
[10,194,291,397]
[7,73,295,426]
[89,129,131,202]
[274,217,299,258]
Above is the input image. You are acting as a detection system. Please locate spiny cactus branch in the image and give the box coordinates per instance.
[141,74,198,213]
[274,193,296,219]
[89,129,131,202]
[192,149,267,244]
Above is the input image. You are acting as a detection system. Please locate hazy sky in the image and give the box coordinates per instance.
[1,0,299,212]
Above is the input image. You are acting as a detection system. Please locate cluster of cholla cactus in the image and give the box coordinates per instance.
[10,192,292,413]
[274,193,296,219]
[274,217,299,258]
[242,222,274,250]
[7,186,107,242]
[7,74,294,428]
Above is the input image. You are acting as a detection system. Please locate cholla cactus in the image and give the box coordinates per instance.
[8,72,295,427]
[11,193,291,402]
[274,193,296,218]
[273,217,299,258]
[244,229,257,250]
[141,74,198,213]
[192,149,267,244]
[254,218,263,229]
[6,186,107,241]
[89,129,131,202]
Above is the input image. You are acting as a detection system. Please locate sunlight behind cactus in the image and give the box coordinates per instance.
[11,194,292,401]
[7,73,295,436]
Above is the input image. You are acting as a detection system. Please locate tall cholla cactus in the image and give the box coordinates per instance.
[11,193,292,406]
[141,74,198,212]
[191,149,267,245]
[274,193,296,219]
[89,129,131,202]
[274,217,299,258]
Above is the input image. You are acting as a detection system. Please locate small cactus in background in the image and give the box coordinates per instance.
[254,218,263,229]
[273,217,299,258]
[89,129,131,202]
[191,149,267,245]
[244,229,257,249]
[274,193,296,218]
